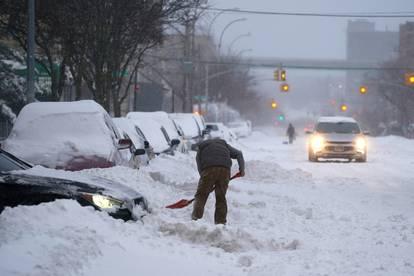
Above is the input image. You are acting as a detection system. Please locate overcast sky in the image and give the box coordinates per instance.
[207,0,414,59]
[203,0,413,109]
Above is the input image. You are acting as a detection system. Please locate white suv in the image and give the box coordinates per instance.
[307,116,368,162]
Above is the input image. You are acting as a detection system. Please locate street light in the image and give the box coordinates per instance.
[235,48,252,57]
[218,18,247,54]
[206,7,240,37]
[227,32,251,55]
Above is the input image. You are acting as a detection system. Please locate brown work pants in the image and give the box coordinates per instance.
[192,166,230,224]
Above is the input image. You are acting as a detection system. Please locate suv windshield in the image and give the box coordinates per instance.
[316,122,361,134]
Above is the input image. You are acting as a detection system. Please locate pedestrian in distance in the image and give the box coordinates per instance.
[191,138,245,225]
[286,123,296,144]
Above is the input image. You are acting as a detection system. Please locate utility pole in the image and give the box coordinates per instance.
[204,63,209,115]
[133,69,139,111]
[27,0,36,103]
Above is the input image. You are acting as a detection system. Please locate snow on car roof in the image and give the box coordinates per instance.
[15,100,107,117]
[169,113,201,138]
[317,116,357,123]
[127,111,180,140]
[113,117,145,149]
[3,100,118,168]
[125,114,170,154]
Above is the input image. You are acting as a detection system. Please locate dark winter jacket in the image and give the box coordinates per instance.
[287,124,295,137]
[194,138,245,174]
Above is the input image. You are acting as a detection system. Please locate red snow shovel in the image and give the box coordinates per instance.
[165,172,242,209]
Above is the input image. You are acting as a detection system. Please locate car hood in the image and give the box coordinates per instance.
[2,168,143,201]
[319,133,360,142]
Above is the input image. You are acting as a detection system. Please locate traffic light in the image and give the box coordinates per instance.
[359,86,367,94]
[280,83,289,92]
[340,104,348,112]
[273,70,279,81]
[271,100,278,109]
[405,72,414,86]
[278,114,285,121]
[280,70,286,81]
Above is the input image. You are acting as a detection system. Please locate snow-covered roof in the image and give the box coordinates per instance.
[169,113,201,139]
[317,116,357,123]
[3,100,120,169]
[127,111,180,140]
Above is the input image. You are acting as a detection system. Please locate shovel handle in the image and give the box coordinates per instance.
[230,171,242,180]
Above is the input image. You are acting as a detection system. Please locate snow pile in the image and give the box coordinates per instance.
[1,130,414,275]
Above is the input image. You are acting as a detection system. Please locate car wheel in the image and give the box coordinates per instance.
[308,150,317,162]
[356,152,367,163]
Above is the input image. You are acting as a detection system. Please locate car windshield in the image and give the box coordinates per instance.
[316,122,361,134]
[207,125,219,131]
[0,150,31,171]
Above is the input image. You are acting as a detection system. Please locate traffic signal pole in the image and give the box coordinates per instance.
[204,63,209,115]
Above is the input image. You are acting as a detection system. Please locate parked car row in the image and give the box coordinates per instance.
[0,100,211,220]
[205,120,252,141]
[1,100,209,171]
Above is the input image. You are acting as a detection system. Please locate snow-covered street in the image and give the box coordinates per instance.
[1,129,414,276]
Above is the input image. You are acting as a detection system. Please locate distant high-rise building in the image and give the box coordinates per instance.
[399,21,414,61]
[347,20,398,62]
[345,20,399,113]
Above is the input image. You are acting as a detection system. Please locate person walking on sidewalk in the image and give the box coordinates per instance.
[191,138,245,224]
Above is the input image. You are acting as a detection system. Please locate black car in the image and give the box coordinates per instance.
[0,149,149,221]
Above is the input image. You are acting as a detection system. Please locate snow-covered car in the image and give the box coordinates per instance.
[307,116,369,162]
[206,122,237,142]
[127,111,187,153]
[126,113,180,155]
[169,113,208,148]
[2,100,137,171]
[193,113,207,135]
[113,117,150,168]
[227,120,251,138]
[0,148,149,221]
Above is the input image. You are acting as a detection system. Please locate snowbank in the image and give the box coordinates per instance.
[1,131,414,275]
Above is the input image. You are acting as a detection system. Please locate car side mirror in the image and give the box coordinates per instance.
[363,131,370,136]
[170,139,180,146]
[118,138,132,150]
[134,149,146,156]
[202,129,210,136]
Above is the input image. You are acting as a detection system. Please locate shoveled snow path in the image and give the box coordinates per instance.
[1,130,413,275]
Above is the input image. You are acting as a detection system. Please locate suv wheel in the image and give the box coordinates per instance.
[308,150,318,162]
[356,152,367,163]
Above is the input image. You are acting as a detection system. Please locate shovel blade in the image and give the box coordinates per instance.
[165,198,194,209]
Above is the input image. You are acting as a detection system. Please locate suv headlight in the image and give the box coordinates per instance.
[81,193,123,210]
[311,135,325,153]
[355,137,366,152]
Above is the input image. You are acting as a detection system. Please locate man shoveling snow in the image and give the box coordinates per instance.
[191,138,245,225]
